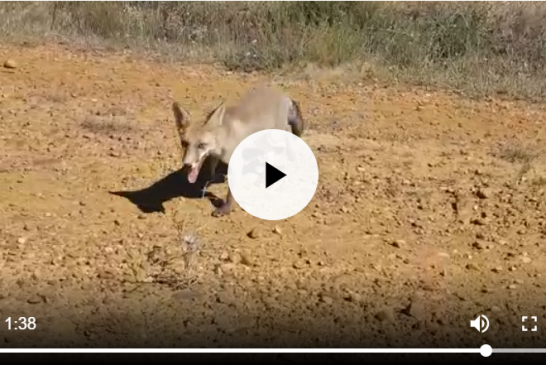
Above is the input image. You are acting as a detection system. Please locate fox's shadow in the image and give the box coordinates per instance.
[109,158,228,214]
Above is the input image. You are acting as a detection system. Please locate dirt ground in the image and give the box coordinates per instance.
[1,44,545,349]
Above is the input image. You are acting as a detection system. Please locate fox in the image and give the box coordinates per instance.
[171,85,305,217]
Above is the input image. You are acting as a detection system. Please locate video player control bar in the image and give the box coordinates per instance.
[2,345,546,356]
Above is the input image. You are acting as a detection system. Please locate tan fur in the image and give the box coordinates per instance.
[172,85,306,217]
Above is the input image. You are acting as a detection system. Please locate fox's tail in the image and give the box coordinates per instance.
[288,99,305,137]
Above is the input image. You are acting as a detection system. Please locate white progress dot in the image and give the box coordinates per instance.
[480,344,493,357]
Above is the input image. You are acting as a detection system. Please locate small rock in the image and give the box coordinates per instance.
[239,252,253,266]
[172,289,198,301]
[521,257,532,264]
[229,252,242,264]
[220,263,236,273]
[319,294,333,305]
[508,284,517,290]
[344,291,362,303]
[466,263,479,271]
[471,218,487,226]
[491,267,503,273]
[17,237,27,245]
[272,226,282,235]
[3,59,16,69]
[401,298,425,319]
[27,295,43,304]
[472,241,485,250]
[247,228,260,239]
[340,206,350,214]
[293,259,308,269]
[391,239,406,248]
[476,188,492,199]
[491,306,502,313]
[375,308,395,322]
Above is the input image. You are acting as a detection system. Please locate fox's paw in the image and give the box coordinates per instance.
[212,204,231,217]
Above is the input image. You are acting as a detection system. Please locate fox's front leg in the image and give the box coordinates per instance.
[212,187,235,217]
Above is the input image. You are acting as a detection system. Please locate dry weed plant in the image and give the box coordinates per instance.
[80,115,135,135]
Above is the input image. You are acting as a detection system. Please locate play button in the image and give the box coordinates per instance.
[265,162,286,188]
[227,129,319,221]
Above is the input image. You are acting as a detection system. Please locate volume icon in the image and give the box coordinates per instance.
[470,315,490,333]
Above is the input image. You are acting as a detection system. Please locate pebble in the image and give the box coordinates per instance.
[172,289,198,301]
[272,226,282,235]
[3,59,16,69]
[239,252,253,266]
[375,308,395,322]
[472,241,485,250]
[401,297,424,319]
[319,294,333,305]
[391,239,406,248]
[292,259,308,269]
[228,252,242,264]
[344,291,362,303]
[27,295,43,304]
[491,306,502,313]
[521,257,532,264]
[471,218,487,226]
[466,263,479,271]
[476,188,492,199]
[247,228,260,239]
[17,237,27,245]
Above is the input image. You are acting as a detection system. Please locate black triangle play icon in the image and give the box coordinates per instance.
[265,162,286,188]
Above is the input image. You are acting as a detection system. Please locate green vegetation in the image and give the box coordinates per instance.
[2,1,546,99]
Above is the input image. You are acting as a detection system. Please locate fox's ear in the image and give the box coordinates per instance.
[207,102,226,126]
[172,102,190,130]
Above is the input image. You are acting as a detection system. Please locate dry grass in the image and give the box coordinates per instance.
[80,115,135,134]
[496,141,539,164]
[2,1,546,99]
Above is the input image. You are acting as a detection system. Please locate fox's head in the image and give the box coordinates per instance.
[171,101,225,183]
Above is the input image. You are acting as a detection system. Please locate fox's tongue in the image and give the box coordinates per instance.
[188,166,199,183]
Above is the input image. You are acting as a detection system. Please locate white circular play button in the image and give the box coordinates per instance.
[227,129,319,220]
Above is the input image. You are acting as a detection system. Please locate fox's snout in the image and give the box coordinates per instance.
[183,161,198,169]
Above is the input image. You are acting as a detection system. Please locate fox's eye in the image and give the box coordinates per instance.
[197,143,207,150]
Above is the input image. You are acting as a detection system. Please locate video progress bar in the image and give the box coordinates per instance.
[494,349,546,353]
[1,347,544,356]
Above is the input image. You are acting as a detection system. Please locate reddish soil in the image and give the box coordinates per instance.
[1,44,545,348]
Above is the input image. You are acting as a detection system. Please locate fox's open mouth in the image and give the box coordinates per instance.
[187,156,206,184]
[188,163,200,184]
